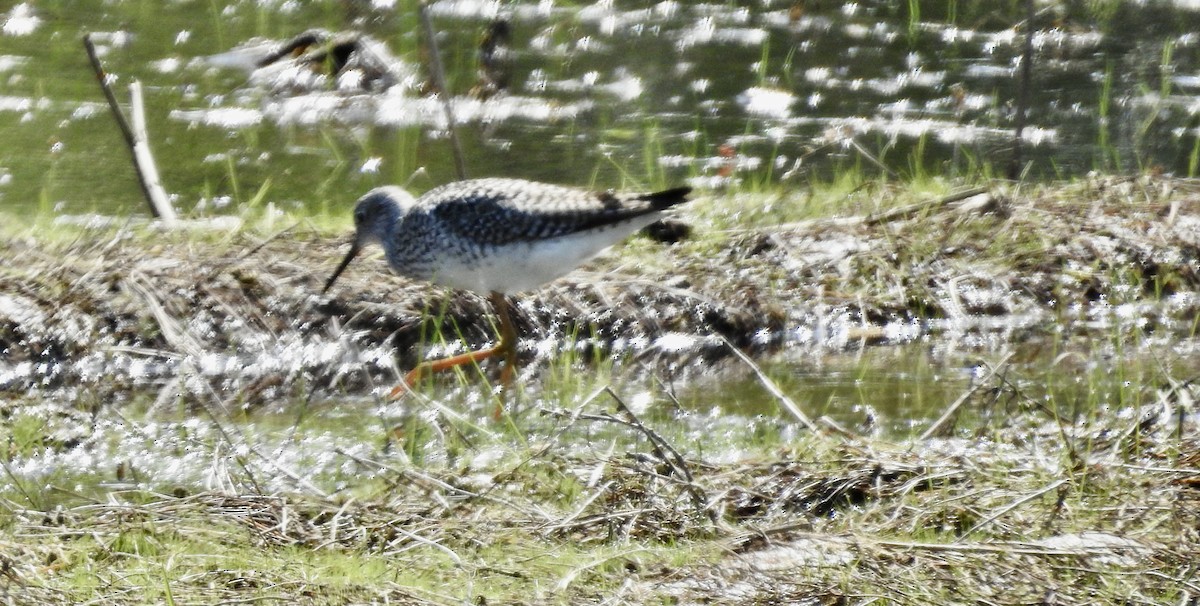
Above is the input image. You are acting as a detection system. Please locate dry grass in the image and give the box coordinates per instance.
[1,175,1199,399]
[2,176,1200,604]
[1,411,1197,604]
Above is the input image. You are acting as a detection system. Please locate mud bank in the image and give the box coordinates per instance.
[2,176,1198,399]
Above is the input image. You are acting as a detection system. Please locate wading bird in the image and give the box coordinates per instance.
[323,177,692,396]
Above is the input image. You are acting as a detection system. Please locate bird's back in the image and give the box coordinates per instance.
[376,178,692,293]
[418,178,692,247]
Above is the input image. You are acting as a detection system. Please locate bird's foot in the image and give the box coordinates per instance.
[385,344,514,400]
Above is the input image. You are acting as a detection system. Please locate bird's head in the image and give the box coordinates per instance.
[322,186,416,294]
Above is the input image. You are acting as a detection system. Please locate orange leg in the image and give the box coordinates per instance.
[388,291,518,399]
[493,290,518,386]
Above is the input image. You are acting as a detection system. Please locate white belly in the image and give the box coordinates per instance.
[428,216,661,294]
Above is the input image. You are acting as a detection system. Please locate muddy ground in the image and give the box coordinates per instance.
[2,176,1199,400]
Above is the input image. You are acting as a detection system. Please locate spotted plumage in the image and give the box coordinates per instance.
[326,178,692,294]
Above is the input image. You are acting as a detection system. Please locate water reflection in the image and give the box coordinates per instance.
[4,2,1200,214]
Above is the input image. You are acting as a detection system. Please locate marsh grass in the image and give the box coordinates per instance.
[3,175,1200,603]
[2,390,1197,604]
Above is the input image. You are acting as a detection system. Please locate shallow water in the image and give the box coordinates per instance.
[4,1,1200,217]
[3,331,1196,502]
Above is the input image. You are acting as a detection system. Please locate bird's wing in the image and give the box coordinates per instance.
[424,179,692,247]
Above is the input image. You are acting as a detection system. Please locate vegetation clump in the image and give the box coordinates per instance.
[1,175,1198,398]
[2,177,1199,604]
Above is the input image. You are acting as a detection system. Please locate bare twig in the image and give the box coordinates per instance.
[544,390,714,523]
[418,1,468,180]
[556,548,652,592]
[919,352,1014,441]
[82,35,136,163]
[602,387,712,521]
[862,187,991,226]
[124,273,205,357]
[1009,0,1035,180]
[129,81,175,223]
[487,385,607,491]
[720,335,818,431]
[392,525,465,566]
[848,138,899,179]
[82,34,177,224]
[605,386,695,486]
[197,378,329,498]
[874,536,1103,557]
[956,478,1068,541]
[333,448,469,502]
[544,480,616,532]
[334,446,551,522]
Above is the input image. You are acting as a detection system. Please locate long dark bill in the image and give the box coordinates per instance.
[322,242,361,293]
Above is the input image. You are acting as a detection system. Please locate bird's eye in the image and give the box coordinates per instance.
[354,208,367,224]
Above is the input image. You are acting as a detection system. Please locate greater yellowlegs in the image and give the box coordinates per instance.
[323,177,693,393]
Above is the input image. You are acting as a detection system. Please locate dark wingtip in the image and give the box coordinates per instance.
[643,186,693,210]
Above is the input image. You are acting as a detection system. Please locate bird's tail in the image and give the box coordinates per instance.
[640,187,693,210]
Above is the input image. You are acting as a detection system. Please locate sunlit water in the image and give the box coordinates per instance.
[4,333,1198,501]
[4,1,1200,217]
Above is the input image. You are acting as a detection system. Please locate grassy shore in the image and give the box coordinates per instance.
[2,176,1199,604]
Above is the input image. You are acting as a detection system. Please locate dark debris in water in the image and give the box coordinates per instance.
[3,176,1200,399]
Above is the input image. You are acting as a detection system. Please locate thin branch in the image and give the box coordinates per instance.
[919,351,1014,441]
[605,386,695,485]
[197,377,329,498]
[82,34,177,223]
[719,335,818,431]
[848,138,900,180]
[545,398,713,522]
[607,387,714,523]
[129,81,176,223]
[1009,0,1035,180]
[418,1,468,180]
[83,35,136,156]
[861,187,991,227]
[956,478,1068,541]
